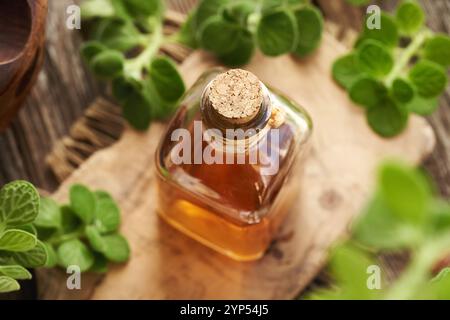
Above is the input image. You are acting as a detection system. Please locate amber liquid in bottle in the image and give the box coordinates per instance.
[155,69,312,261]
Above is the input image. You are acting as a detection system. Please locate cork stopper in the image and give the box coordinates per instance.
[207,69,264,125]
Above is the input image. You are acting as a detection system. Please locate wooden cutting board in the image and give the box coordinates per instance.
[37,32,435,299]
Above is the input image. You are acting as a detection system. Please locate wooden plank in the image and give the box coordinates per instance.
[36,32,435,299]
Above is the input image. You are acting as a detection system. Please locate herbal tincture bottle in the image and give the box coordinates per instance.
[155,69,312,261]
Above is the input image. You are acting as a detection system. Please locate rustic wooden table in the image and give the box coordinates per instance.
[1,0,449,299]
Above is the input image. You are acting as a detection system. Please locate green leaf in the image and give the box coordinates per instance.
[418,268,450,299]
[0,229,36,252]
[16,224,37,236]
[357,40,394,77]
[199,16,241,55]
[332,53,365,89]
[379,162,430,225]
[60,205,82,234]
[256,9,298,56]
[80,0,115,19]
[423,34,450,67]
[219,29,255,67]
[111,76,142,104]
[391,78,414,104]
[194,0,229,30]
[354,194,423,249]
[86,225,107,253]
[407,94,439,115]
[80,41,107,64]
[122,90,153,130]
[430,200,450,232]
[70,184,96,225]
[11,240,47,268]
[366,97,408,137]
[35,197,61,229]
[0,180,40,227]
[57,239,95,272]
[222,1,255,24]
[90,50,124,79]
[149,57,185,103]
[327,243,379,299]
[177,11,198,48]
[292,6,323,57]
[102,234,130,263]
[93,18,141,52]
[43,242,58,268]
[0,265,31,280]
[396,0,425,35]
[94,196,120,234]
[409,60,448,98]
[349,77,388,108]
[0,276,20,293]
[90,252,108,274]
[122,0,162,17]
[360,13,399,48]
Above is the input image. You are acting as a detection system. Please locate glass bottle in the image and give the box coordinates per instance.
[155,69,312,261]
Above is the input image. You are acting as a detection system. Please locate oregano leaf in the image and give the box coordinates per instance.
[0,276,20,293]
[0,181,39,228]
[0,229,37,252]
[57,239,95,272]
[0,265,32,280]
[70,184,96,225]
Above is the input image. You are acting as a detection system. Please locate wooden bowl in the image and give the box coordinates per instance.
[0,0,48,131]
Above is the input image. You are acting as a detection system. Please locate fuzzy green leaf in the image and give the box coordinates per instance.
[35,197,61,229]
[70,184,96,225]
[396,0,425,35]
[407,94,439,116]
[360,13,399,48]
[81,41,107,64]
[90,50,124,79]
[354,194,423,249]
[391,78,414,104]
[0,229,36,252]
[256,10,298,56]
[0,265,32,280]
[122,90,153,130]
[0,181,40,228]
[332,54,365,89]
[11,240,47,268]
[349,77,388,108]
[423,34,450,67]
[93,196,120,234]
[43,242,58,268]
[57,239,95,272]
[219,29,254,67]
[0,276,20,293]
[292,6,323,57]
[149,57,185,103]
[366,97,408,137]
[199,17,241,55]
[379,162,430,225]
[86,225,107,253]
[102,234,130,263]
[409,60,448,98]
[194,0,229,30]
[357,40,394,77]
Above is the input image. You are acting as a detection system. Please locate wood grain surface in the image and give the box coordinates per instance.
[36,32,434,299]
[0,0,449,300]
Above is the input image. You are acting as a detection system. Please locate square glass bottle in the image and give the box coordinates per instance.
[155,69,312,261]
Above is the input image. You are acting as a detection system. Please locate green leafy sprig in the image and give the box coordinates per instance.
[180,0,324,66]
[333,0,450,137]
[310,162,450,300]
[35,185,130,274]
[0,181,48,293]
[80,0,186,130]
